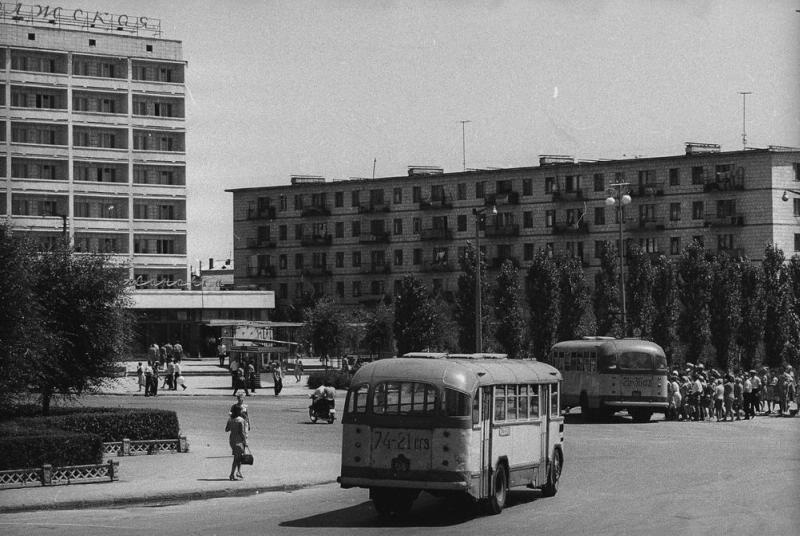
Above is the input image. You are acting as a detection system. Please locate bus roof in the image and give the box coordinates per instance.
[351,357,562,394]
[550,338,666,357]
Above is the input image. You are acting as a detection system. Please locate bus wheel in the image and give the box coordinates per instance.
[485,465,508,515]
[541,448,562,497]
[630,409,652,423]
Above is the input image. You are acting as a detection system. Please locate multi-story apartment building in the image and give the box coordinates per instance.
[230,144,800,312]
[1,6,188,286]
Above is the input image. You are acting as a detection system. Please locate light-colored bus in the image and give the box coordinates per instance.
[549,337,668,422]
[338,353,564,517]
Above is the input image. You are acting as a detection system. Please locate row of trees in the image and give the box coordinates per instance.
[0,228,133,413]
[299,242,800,372]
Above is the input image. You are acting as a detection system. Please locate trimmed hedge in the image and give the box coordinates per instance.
[0,430,103,470]
[307,370,352,390]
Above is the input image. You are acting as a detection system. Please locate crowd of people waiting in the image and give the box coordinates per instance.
[136,341,187,397]
[665,363,798,422]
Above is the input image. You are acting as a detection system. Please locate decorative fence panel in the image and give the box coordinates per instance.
[0,460,119,489]
[103,436,188,457]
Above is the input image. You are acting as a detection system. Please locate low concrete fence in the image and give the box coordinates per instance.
[103,436,189,456]
[0,460,119,489]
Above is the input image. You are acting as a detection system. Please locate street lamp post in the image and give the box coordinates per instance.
[605,183,632,337]
[781,188,800,202]
[472,205,497,353]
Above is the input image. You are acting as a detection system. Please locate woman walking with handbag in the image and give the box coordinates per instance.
[226,404,248,480]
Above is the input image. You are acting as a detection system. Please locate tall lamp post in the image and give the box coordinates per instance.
[605,183,632,337]
[472,205,497,353]
[781,188,800,202]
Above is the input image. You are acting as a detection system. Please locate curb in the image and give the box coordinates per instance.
[96,392,311,398]
[0,479,338,514]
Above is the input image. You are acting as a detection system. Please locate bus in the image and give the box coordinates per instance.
[549,337,668,422]
[338,353,564,517]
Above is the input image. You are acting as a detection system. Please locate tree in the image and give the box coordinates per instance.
[709,254,742,370]
[300,297,349,367]
[651,255,678,364]
[455,242,491,353]
[762,244,790,368]
[626,246,656,339]
[3,233,134,414]
[593,241,622,337]
[676,241,712,364]
[362,303,394,357]
[556,256,592,342]
[526,250,560,360]
[493,260,526,358]
[738,259,765,371]
[394,276,445,355]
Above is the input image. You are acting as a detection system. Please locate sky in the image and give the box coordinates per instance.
[96,0,800,266]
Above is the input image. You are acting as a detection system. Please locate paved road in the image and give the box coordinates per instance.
[1,399,797,536]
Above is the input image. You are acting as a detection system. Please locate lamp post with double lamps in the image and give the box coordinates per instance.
[780,188,800,202]
[472,205,497,353]
[605,183,632,337]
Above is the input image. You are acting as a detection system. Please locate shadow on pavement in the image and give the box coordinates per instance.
[280,490,539,528]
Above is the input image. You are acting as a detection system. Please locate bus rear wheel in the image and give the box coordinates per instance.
[629,409,652,423]
[484,464,508,515]
[541,448,562,497]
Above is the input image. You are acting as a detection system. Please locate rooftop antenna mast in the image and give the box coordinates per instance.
[460,120,471,171]
[738,91,752,149]
[372,158,376,179]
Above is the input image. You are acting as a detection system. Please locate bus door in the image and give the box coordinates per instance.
[541,385,550,478]
[479,386,492,498]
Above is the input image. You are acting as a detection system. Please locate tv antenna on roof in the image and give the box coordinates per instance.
[459,120,471,171]
[738,91,752,149]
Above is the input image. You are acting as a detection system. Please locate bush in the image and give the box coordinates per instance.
[0,430,103,470]
[307,370,352,390]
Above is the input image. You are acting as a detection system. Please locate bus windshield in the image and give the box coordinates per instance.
[601,351,668,372]
[372,381,438,415]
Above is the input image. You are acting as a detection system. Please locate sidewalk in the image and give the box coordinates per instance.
[0,359,340,514]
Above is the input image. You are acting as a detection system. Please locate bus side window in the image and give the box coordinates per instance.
[550,383,559,417]
[494,385,506,422]
[589,352,597,372]
[347,384,369,414]
[518,385,529,419]
[530,385,539,418]
[507,385,517,421]
[472,390,480,427]
[445,388,470,417]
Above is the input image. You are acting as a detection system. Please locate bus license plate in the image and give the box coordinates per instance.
[371,429,431,452]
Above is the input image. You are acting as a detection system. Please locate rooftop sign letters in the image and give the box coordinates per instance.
[0,3,162,37]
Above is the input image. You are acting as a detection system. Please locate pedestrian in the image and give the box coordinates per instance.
[743,373,753,419]
[723,375,734,421]
[173,341,183,361]
[173,359,186,390]
[691,373,704,421]
[163,341,174,362]
[148,343,159,364]
[229,356,240,389]
[163,358,174,390]
[230,393,251,431]
[733,377,744,420]
[136,362,144,392]
[246,360,257,394]
[679,376,692,421]
[713,378,725,422]
[226,404,248,481]
[272,361,283,396]
[144,361,153,397]
[217,339,228,368]
[667,373,680,421]
[233,365,248,396]
[750,370,762,415]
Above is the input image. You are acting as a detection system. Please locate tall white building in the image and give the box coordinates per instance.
[1,5,188,287]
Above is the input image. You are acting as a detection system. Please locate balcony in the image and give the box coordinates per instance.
[638,181,665,196]
[300,234,333,247]
[718,248,747,259]
[704,171,745,192]
[490,256,520,269]
[420,193,454,210]
[246,238,277,249]
[628,217,666,232]
[300,205,331,218]
[247,206,276,220]
[486,191,519,205]
[704,214,745,227]
[552,221,590,234]
[302,266,332,277]
[420,228,454,241]
[358,231,391,244]
[358,202,391,214]
[422,260,455,272]
[485,223,520,238]
[246,266,276,278]
[360,264,391,275]
[552,189,584,202]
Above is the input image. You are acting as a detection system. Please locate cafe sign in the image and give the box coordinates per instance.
[0,3,161,37]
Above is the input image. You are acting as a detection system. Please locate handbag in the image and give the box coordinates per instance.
[240,446,254,465]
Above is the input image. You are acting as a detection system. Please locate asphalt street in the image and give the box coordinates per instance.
[1,395,797,536]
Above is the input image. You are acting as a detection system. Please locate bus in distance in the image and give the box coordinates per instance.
[549,337,668,422]
[338,353,564,517]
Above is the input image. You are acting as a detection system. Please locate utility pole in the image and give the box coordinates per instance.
[738,91,752,150]
[460,120,471,171]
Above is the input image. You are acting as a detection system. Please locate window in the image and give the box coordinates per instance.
[523,211,533,228]
[550,384,559,417]
[794,199,800,217]
[413,217,421,234]
[413,248,423,265]
[445,388,470,417]
[593,173,605,192]
[669,168,680,186]
[594,207,605,225]
[334,191,343,208]
[524,243,534,261]
[372,382,437,415]
[279,283,288,298]
[352,221,361,237]
[494,386,506,421]
[506,386,518,420]
[523,178,533,196]
[394,249,403,266]
[545,177,554,194]
[295,282,304,298]
[594,241,605,259]
[336,282,345,298]
[453,214,465,232]
[146,44,153,52]
[335,221,344,238]
[351,190,360,207]
[692,201,704,219]
[717,234,734,251]
[565,175,580,192]
[393,187,402,204]
[370,189,384,206]
[278,225,287,240]
[294,224,303,240]
[670,237,681,255]
[640,237,658,253]
[412,186,421,202]
[295,253,304,269]
[545,210,555,227]
[475,181,485,199]
[352,281,361,297]
[279,195,287,211]
[639,204,656,223]
[279,255,287,269]
[393,218,403,235]
[670,203,681,221]
[335,252,344,268]
[795,234,800,252]
[352,251,361,267]
[691,166,705,185]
